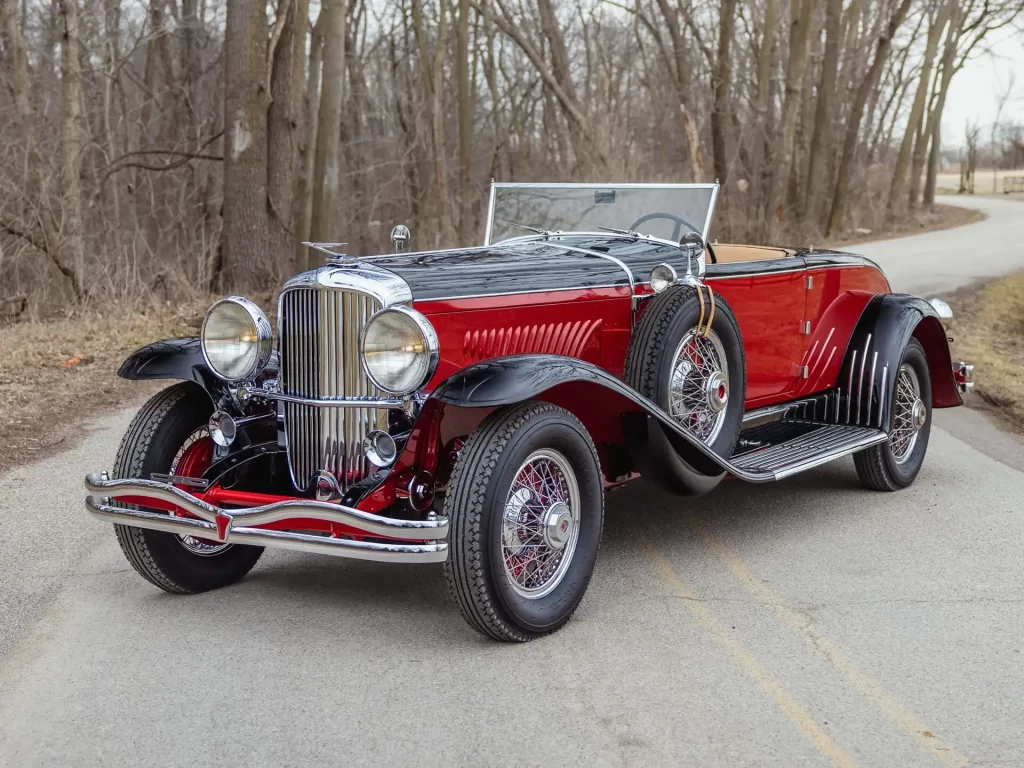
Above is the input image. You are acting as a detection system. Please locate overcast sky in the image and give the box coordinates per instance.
[942,26,1024,146]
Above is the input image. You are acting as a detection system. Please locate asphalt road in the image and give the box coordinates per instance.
[2,196,1022,767]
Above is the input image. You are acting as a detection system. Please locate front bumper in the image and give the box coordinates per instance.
[84,472,448,564]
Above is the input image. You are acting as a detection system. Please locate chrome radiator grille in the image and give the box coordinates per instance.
[280,287,388,492]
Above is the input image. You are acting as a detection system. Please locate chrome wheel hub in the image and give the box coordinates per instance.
[912,399,927,431]
[890,364,924,464]
[501,449,581,599]
[669,328,730,444]
[706,371,729,413]
[543,502,573,550]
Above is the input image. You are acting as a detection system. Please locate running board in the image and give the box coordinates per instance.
[727,421,887,482]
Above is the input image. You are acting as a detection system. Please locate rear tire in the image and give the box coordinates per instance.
[112,383,263,593]
[444,402,604,642]
[854,339,932,491]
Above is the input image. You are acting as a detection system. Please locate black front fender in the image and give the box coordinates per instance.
[430,354,729,480]
[118,338,218,390]
[118,337,279,402]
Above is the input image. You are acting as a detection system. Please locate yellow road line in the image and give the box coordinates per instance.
[683,515,969,768]
[650,546,859,768]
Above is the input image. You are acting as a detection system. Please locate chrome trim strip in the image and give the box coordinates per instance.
[856,334,872,424]
[867,351,878,426]
[84,472,449,541]
[543,242,636,297]
[253,385,406,409]
[846,351,857,423]
[878,364,889,429]
[85,498,448,564]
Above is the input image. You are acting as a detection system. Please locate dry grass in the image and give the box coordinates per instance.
[943,273,1024,434]
[0,300,209,473]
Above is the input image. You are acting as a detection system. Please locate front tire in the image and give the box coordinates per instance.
[112,382,264,593]
[444,402,605,642]
[854,338,932,491]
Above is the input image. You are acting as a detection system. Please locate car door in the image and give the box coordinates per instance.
[705,262,809,408]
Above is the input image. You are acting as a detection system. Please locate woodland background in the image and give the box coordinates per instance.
[1,0,1022,309]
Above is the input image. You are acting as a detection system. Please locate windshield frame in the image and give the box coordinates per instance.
[483,182,720,246]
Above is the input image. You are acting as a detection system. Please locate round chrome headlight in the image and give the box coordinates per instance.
[201,297,273,382]
[360,306,439,395]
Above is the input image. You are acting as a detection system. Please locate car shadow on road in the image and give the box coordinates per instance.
[153,460,869,645]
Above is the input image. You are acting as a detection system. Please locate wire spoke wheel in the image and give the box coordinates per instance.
[170,427,231,556]
[889,363,925,464]
[501,448,581,599]
[668,328,730,444]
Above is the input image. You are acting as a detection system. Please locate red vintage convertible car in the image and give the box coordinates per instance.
[85,183,973,641]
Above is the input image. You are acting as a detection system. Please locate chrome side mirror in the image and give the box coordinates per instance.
[391,224,411,253]
[679,231,706,283]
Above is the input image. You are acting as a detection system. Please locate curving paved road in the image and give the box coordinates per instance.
[1,196,1022,767]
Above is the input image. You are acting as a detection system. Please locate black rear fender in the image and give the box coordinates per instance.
[838,295,961,430]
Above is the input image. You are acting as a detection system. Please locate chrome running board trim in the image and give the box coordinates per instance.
[84,472,448,564]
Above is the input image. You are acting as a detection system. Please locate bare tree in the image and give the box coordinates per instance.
[221,0,273,290]
[311,0,348,243]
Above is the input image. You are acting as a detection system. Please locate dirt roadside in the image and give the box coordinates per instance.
[942,272,1024,439]
[0,303,206,473]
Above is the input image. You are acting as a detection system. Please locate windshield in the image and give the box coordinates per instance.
[485,183,718,245]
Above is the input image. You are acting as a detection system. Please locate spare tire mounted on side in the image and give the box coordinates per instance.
[624,284,746,495]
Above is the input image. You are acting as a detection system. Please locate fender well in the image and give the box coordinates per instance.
[912,316,961,408]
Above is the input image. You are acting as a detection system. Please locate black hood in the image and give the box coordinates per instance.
[369,237,684,302]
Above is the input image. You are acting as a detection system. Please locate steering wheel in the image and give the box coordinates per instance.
[628,212,702,242]
[628,212,716,264]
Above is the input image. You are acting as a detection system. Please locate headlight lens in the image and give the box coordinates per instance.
[361,307,439,395]
[201,297,273,382]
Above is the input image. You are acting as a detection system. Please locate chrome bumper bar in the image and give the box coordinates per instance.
[84,472,448,564]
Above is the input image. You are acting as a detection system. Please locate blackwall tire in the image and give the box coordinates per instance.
[854,339,932,491]
[624,285,746,493]
[443,402,604,642]
[112,382,263,593]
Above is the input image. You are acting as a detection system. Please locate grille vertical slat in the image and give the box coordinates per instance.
[280,286,385,492]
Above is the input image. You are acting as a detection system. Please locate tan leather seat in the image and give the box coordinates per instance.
[712,243,795,264]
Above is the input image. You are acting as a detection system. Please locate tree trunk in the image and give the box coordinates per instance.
[222,0,273,291]
[764,0,816,241]
[889,0,952,215]
[456,0,473,240]
[310,0,347,243]
[267,0,303,267]
[923,5,960,207]
[747,0,778,231]
[292,10,324,272]
[827,0,913,236]
[804,0,841,227]
[59,0,87,300]
[712,0,738,185]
